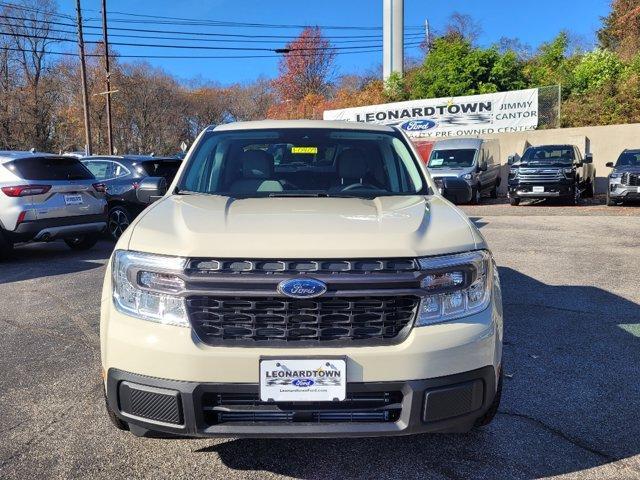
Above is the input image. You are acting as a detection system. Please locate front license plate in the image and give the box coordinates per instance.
[64,194,83,205]
[532,186,545,193]
[259,358,346,402]
[637,187,640,194]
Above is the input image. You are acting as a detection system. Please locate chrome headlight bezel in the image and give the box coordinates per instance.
[416,250,494,326]
[111,250,189,327]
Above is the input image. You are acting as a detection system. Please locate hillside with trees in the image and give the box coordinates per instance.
[0,0,639,155]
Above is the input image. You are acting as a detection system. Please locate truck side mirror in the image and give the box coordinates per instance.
[605,161,614,168]
[584,153,593,164]
[136,176,167,204]
[478,160,488,172]
[507,154,518,165]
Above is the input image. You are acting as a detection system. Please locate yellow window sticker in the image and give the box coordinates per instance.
[291,147,318,154]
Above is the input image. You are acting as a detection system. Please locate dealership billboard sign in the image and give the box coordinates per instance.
[323,88,539,138]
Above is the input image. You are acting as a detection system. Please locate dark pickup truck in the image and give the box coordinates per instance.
[507,144,596,206]
[606,149,640,205]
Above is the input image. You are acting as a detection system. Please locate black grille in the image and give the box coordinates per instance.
[187,258,417,275]
[517,168,563,182]
[202,391,403,424]
[623,172,640,186]
[187,296,419,346]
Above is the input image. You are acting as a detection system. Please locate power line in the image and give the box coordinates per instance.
[0,13,423,41]
[0,42,423,59]
[1,30,422,54]
[0,20,424,45]
[0,1,424,32]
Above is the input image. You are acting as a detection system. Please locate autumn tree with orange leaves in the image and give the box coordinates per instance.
[273,26,336,102]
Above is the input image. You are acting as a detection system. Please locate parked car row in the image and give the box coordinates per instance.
[423,139,639,207]
[0,150,183,260]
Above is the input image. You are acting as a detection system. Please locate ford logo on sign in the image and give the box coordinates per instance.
[278,278,327,299]
[292,379,315,387]
[401,119,437,132]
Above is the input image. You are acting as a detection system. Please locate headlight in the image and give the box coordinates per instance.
[112,250,189,327]
[462,173,472,180]
[508,169,518,179]
[416,250,494,326]
[563,168,574,178]
[609,173,623,183]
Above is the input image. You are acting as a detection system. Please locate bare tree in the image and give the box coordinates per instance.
[444,12,482,44]
[0,0,64,150]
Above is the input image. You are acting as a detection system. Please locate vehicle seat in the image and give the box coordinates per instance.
[332,148,369,191]
[227,150,284,194]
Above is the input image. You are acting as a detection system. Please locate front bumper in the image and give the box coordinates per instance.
[106,365,497,438]
[508,180,573,198]
[609,184,640,199]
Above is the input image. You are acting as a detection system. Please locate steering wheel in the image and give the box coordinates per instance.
[340,182,379,192]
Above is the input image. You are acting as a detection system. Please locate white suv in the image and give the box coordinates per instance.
[101,121,503,438]
[0,151,107,259]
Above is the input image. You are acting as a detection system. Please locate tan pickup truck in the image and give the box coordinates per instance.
[100,120,504,438]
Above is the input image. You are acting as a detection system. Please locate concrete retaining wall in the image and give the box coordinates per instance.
[482,123,640,194]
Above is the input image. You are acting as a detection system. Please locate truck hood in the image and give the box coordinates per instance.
[126,194,484,258]
[428,168,469,178]
[612,166,640,174]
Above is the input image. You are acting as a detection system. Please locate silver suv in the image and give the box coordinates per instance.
[0,151,107,259]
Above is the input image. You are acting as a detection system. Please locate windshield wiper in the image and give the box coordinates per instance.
[268,192,330,198]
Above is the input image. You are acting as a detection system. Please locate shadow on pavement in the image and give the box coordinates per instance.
[0,240,112,284]
[198,266,639,479]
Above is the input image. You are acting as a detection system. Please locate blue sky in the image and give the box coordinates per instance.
[59,0,610,85]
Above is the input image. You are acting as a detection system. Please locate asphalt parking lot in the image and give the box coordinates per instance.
[1,203,639,479]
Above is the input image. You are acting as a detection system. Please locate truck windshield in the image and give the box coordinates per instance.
[521,146,574,165]
[616,152,640,167]
[177,128,427,198]
[428,149,475,168]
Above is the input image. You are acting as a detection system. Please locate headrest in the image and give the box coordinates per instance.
[241,150,274,179]
[337,148,368,180]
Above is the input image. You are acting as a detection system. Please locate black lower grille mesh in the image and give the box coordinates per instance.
[202,391,403,424]
[187,296,419,346]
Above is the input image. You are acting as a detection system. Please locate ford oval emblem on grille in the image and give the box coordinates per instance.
[278,278,327,299]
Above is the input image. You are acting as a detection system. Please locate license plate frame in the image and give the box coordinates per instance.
[64,194,84,206]
[259,357,347,403]
[532,186,545,193]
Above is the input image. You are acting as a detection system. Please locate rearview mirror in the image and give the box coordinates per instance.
[136,176,167,204]
[584,153,593,164]
[605,161,614,168]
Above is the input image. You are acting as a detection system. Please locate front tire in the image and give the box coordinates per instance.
[490,182,499,199]
[64,233,99,250]
[585,179,595,198]
[470,186,481,204]
[108,206,132,241]
[509,197,520,206]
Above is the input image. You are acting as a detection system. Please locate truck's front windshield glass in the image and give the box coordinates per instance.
[428,149,475,168]
[177,128,427,198]
[521,146,574,165]
[616,151,640,167]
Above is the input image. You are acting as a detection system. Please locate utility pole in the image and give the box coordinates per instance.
[383,0,404,82]
[101,0,113,155]
[424,19,430,53]
[75,0,92,155]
